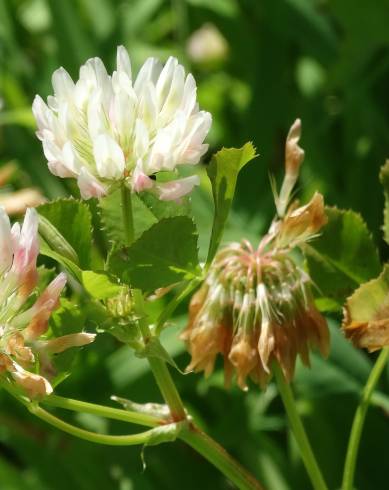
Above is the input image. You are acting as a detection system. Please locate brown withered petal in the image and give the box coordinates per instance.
[343,320,389,352]
[5,333,35,366]
[285,118,304,178]
[229,333,258,390]
[40,333,96,354]
[277,192,327,248]
[11,367,53,398]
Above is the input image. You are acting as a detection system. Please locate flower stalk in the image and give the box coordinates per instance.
[121,188,186,421]
[341,347,389,490]
[273,363,328,490]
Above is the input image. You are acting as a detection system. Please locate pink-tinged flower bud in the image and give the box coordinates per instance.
[0,207,13,276]
[156,175,200,201]
[182,237,329,390]
[0,208,95,398]
[23,272,67,341]
[11,208,39,298]
[38,332,96,354]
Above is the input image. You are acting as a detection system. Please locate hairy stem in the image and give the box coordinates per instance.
[273,364,328,490]
[121,185,135,245]
[341,347,389,490]
[133,288,187,420]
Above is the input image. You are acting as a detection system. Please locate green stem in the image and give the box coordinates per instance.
[121,188,187,421]
[181,425,264,490]
[133,288,187,421]
[119,187,263,488]
[341,348,389,490]
[155,277,201,335]
[28,404,159,446]
[273,364,328,490]
[121,185,134,245]
[42,395,161,428]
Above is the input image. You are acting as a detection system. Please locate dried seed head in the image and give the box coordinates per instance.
[181,240,329,389]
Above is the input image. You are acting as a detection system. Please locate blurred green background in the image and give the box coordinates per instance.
[1,1,389,489]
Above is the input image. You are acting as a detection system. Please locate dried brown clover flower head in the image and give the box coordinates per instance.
[181,240,329,389]
[181,119,330,389]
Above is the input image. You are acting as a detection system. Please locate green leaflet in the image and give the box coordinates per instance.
[345,264,389,323]
[304,207,381,310]
[81,271,122,300]
[206,143,257,264]
[99,188,191,249]
[109,216,200,292]
[38,198,93,269]
[99,189,157,247]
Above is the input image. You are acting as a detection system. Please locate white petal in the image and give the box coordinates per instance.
[134,119,149,159]
[93,134,125,179]
[156,57,178,109]
[110,90,136,145]
[42,140,76,178]
[117,45,132,79]
[156,175,200,201]
[181,73,197,116]
[52,67,75,100]
[137,82,157,129]
[158,64,185,124]
[32,96,51,130]
[134,57,162,95]
[87,90,109,139]
[77,167,107,200]
[0,207,12,275]
[178,111,212,164]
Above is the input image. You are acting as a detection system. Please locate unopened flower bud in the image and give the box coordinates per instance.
[276,118,305,217]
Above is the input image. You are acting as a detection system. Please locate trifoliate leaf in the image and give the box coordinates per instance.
[304,207,381,309]
[379,160,389,245]
[139,192,191,220]
[38,198,93,268]
[109,216,200,291]
[99,189,157,247]
[206,142,257,264]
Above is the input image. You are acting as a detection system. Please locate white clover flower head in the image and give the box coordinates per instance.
[32,46,212,201]
[0,207,95,398]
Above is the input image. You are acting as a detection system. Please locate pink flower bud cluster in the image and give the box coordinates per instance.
[0,208,95,398]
